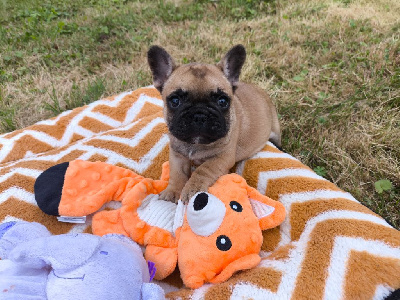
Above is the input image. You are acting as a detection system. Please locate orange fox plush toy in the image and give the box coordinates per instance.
[35,160,286,289]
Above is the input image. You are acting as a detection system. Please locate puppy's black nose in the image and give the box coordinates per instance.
[193,113,207,125]
[193,192,208,211]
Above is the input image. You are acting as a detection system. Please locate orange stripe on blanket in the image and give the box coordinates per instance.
[0,198,76,235]
[138,87,162,99]
[104,112,164,139]
[3,135,53,164]
[92,93,140,122]
[264,244,296,261]
[262,227,281,252]
[266,177,341,201]
[292,219,400,300]
[70,133,85,143]
[134,102,164,120]
[243,158,311,189]
[204,267,282,300]
[86,153,109,162]
[290,198,380,241]
[261,144,282,153]
[0,161,54,176]
[3,129,24,139]
[27,107,85,140]
[92,88,161,122]
[0,174,35,193]
[53,150,87,163]
[114,160,171,181]
[344,251,400,299]
[141,145,170,179]
[83,225,93,234]
[85,124,167,161]
[40,149,86,164]
[0,150,85,176]
[78,116,114,133]
[166,288,194,300]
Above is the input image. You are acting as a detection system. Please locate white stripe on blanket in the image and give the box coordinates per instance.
[324,236,400,300]
[260,210,393,299]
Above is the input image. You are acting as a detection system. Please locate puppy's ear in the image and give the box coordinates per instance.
[217,44,246,88]
[147,46,176,92]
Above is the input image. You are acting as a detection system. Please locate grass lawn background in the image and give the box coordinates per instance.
[0,0,399,228]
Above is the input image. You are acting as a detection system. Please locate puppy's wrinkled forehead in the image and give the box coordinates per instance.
[163,63,232,98]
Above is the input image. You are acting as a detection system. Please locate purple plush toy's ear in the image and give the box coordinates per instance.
[0,221,51,260]
[0,222,17,239]
[9,234,100,270]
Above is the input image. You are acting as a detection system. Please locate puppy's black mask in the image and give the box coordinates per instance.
[166,89,230,144]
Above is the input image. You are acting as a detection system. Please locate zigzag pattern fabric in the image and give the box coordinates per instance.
[1,87,399,299]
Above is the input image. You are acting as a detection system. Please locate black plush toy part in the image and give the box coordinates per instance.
[34,162,69,216]
[385,289,400,300]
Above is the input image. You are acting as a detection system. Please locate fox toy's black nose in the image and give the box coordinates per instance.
[193,192,208,211]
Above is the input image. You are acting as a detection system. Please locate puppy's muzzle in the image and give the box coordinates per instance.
[170,107,228,144]
[193,113,207,127]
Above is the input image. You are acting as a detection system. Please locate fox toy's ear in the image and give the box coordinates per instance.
[245,185,286,230]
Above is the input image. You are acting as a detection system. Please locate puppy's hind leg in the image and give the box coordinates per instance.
[269,131,282,150]
[267,100,282,149]
[268,112,282,150]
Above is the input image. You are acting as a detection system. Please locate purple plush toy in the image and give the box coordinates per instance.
[0,221,165,300]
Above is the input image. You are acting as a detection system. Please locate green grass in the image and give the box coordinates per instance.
[0,0,399,228]
[44,78,106,114]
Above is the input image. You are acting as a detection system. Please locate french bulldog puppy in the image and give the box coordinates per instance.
[147,44,281,203]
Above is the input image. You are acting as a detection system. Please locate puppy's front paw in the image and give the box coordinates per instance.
[159,187,181,204]
[181,183,206,205]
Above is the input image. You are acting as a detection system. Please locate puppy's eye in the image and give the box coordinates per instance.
[168,97,181,108]
[217,97,229,108]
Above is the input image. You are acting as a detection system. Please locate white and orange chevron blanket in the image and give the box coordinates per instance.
[0,87,399,300]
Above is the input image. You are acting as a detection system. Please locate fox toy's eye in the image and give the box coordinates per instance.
[229,201,242,212]
[187,192,226,237]
[216,235,232,251]
[217,97,229,108]
[168,97,181,108]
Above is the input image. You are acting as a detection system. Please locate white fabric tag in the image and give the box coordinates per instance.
[57,216,87,223]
